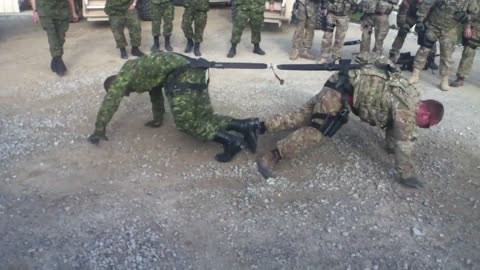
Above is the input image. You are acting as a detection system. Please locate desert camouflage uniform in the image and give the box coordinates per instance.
[94,52,231,141]
[455,12,480,78]
[37,0,72,57]
[105,0,142,48]
[230,0,266,44]
[390,0,437,59]
[413,0,479,76]
[265,57,420,180]
[182,0,209,43]
[360,0,399,54]
[291,0,320,50]
[152,0,175,36]
[319,0,359,60]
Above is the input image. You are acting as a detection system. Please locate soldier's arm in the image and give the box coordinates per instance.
[391,109,418,182]
[93,83,128,135]
[68,0,79,21]
[416,0,437,21]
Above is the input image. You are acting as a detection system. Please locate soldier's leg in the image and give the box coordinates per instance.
[291,2,308,50]
[109,16,128,48]
[230,9,249,45]
[360,15,374,53]
[372,14,389,55]
[437,27,457,91]
[457,46,476,78]
[301,1,319,52]
[193,10,208,43]
[151,3,162,37]
[146,86,165,127]
[331,15,350,60]
[162,3,174,37]
[181,7,195,40]
[250,11,264,44]
[40,16,64,57]
[389,18,414,60]
[319,13,335,60]
[125,10,142,47]
[410,29,438,83]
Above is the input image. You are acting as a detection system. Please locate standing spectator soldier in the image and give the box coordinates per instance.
[360,0,399,55]
[409,0,479,91]
[227,0,273,57]
[182,0,209,56]
[450,12,480,87]
[105,0,145,59]
[151,0,175,52]
[31,0,79,76]
[316,0,360,63]
[289,0,320,60]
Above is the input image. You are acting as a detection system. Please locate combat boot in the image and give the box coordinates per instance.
[450,76,465,87]
[428,61,439,70]
[440,76,450,91]
[193,42,201,56]
[253,43,265,55]
[164,35,173,52]
[212,131,244,163]
[55,56,67,77]
[289,48,299,60]
[227,44,237,58]
[409,68,421,84]
[131,47,145,57]
[316,57,328,64]
[50,57,57,72]
[256,148,282,179]
[299,49,315,60]
[184,38,194,53]
[226,118,260,153]
[151,35,160,52]
[120,48,128,59]
[389,52,397,63]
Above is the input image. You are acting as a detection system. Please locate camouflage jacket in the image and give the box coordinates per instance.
[235,0,266,12]
[348,62,420,179]
[37,0,71,19]
[418,0,479,29]
[105,0,134,16]
[185,0,210,11]
[322,0,360,15]
[94,52,200,132]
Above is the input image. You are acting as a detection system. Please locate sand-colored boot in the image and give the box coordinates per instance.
[316,57,328,64]
[299,49,315,60]
[409,68,421,84]
[440,76,450,91]
[450,76,465,87]
[289,48,299,60]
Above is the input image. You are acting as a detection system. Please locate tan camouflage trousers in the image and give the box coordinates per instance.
[413,25,457,76]
[390,16,437,60]
[320,14,350,60]
[264,74,343,159]
[291,0,319,50]
[456,43,477,78]
[360,14,390,54]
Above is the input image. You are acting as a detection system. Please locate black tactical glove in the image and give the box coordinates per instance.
[144,120,163,128]
[398,177,424,188]
[414,21,425,34]
[453,11,470,23]
[88,131,108,145]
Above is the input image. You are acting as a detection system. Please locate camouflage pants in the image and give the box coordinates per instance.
[167,88,232,141]
[360,14,390,54]
[265,74,343,159]
[413,25,457,76]
[390,15,437,59]
[151,2,175,36]
[456,27,479,78]
[230,9,264,44]
[109,10,142,48]
[291,0,319,50]
[182,8,208,43]
[39,16,70,57]
[320,14,350,59]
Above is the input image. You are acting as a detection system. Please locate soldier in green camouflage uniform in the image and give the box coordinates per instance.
[31,0,78,76]
[105,0,145,59]
[227,0,268,58]
[289,0,320,60]
[182,0,210,56]
[88,52,260,162]
[151,0,175,52]
[409,0,479,91]
[450,11,480,87]
[256,54,444,188]
[316,0,360,63]
[360,0,399,55]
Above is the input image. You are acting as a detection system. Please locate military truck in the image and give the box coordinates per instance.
[263,0,295,27]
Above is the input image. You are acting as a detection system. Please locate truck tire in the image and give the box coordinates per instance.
[137,0,153,21]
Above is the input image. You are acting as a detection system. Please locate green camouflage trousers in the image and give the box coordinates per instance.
[39,16,70,57]
[360,14,390,54]
[109,9,142,48]
[181,8,208,43]
[152,2,175,36]
[167,88,231,141]
[292,0,319,50]
[413,25,457,76]
[390,15,437,59]
[230,9,264,44]
[455,45,477,78]
[320,14,350,59]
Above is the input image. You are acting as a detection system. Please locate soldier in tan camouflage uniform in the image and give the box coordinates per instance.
[256,54,444,188]
[360,0,399,55]
[316,0,360,64]
[289,0,321,60]
[450,11,480,87]
[409,0,479,91]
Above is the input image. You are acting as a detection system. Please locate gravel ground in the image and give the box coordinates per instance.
[0,9,479,270]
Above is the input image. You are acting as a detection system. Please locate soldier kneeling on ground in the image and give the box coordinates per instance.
[88,52,260,162]
[255,53,444,188]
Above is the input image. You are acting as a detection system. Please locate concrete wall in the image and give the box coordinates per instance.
[0,0,20,13]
